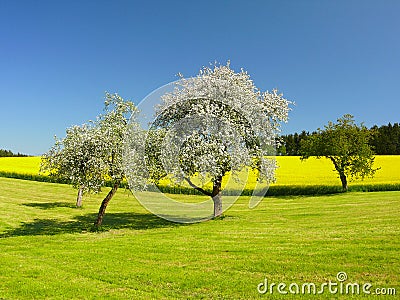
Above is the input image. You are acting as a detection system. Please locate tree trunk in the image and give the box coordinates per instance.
[76,186,83,207]
[212,176,223,217]
[340,173,348,191]
[328,157,348,192]
[94,180,120,227]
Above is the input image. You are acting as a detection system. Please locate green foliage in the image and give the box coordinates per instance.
[278,130,310,155]
[300,114,379,190]
[370,122,400,154]
[0,171,71,184]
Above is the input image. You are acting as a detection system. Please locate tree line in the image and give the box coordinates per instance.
[278,122,400,156]
[0,149,28,157]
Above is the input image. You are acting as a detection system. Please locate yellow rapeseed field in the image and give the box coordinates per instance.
[275,156,400,185]
[0,157,41,175]
[0,155,399,187]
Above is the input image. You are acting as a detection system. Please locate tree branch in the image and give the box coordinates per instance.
[184,177,212,197]
[327,155,343,174]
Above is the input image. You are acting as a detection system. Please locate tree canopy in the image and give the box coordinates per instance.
[125,62,291,218]
[300,114,378,190]
[41,92,137,225]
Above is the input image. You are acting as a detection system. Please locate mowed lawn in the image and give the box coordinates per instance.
[0,177,399,299]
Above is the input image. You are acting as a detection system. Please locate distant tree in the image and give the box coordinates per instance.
[370,122,400,155]
[300,114,378,191]
[277,143,287,155]
[284,134,297,155]
[0,149,11,157]
[393,123,400,154]
[0,149,28,157]
[279,131,310,155]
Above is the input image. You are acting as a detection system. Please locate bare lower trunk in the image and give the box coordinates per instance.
[76,186,83,207]
[94,180,120,227]
[212,176,223,217]
[340,174,348,191]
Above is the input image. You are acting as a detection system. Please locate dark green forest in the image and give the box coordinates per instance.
[279,122,400,155]
[0,149,28,157]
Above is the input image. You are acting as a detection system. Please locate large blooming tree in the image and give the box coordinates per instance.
[141,62,291,217]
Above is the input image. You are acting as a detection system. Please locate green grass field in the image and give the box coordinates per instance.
[0,177,399,299]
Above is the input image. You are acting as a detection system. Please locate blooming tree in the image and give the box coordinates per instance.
[40,124,106,207]
[94,93,137,226]
[140,62,291,217]
[41,93,137,226]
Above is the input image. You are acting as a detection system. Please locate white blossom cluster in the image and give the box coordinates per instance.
[124,62,291,193]
[40,123,108,193]
[153,62,290,186]
[41,93,137,195]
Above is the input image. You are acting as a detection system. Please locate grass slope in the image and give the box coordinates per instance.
[0,177,399,299]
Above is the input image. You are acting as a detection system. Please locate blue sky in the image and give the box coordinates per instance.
[1,0,399,155]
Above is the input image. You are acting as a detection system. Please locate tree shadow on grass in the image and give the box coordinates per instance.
[22,202,78,209]
[0,212,182,238]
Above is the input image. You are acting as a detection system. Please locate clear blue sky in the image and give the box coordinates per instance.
[1,0,399,155]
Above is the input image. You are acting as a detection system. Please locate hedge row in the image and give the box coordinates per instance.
[0,171,71,184]
[1,171,399,196]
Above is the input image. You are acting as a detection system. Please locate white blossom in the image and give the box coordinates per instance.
[41,92,138,195]
[151,62,291,185]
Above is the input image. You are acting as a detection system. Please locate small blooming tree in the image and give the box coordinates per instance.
[41,93,137,226]
[40,124,106,207]
[143,62,291,217]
